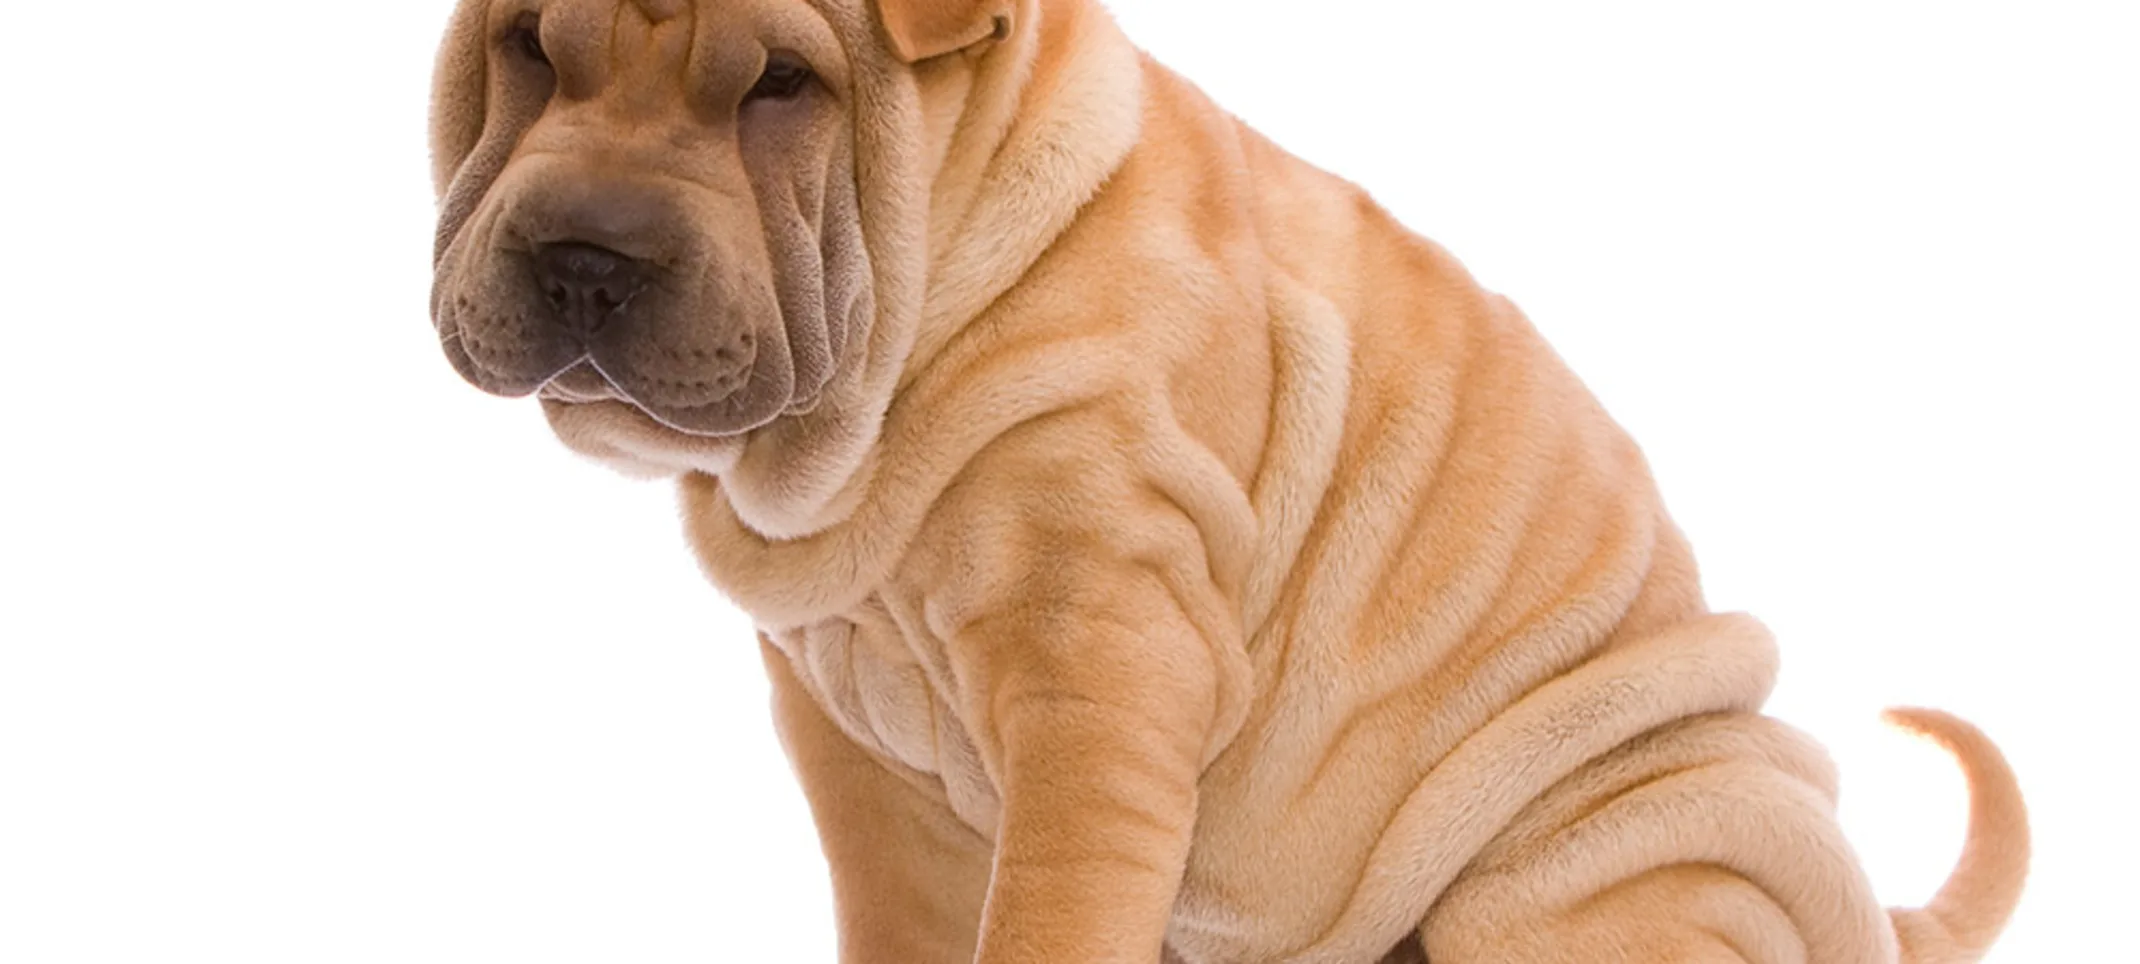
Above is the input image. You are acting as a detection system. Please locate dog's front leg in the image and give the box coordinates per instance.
[952,566,1226,964]
[762,639,992,964]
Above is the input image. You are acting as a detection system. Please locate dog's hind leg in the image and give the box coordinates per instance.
[1417,713,1894,964]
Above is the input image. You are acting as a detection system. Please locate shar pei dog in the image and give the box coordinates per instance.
[426,0,2030,961]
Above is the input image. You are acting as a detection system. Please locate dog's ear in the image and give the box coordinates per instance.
[876,0,1014,63]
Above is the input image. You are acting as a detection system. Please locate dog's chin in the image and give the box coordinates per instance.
[540,358,783,440]
[540,396,751,480]
[538,357,759,479]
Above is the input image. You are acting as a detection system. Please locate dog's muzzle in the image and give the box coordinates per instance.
[436,173,788,438]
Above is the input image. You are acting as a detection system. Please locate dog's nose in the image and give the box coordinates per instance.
[531,241,650,335]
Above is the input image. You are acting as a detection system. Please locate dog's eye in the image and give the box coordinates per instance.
[505,15,549,67]
[745,54,814,104]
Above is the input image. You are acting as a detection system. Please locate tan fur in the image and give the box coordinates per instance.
[877,0,1013,62]
[428,1,2030,961]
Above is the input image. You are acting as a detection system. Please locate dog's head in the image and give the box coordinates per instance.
[428,0,1011,474]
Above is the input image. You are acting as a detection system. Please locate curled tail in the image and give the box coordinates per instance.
[1881,708,2031,964]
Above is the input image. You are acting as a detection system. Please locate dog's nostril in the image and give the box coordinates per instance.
[531,241,651,335]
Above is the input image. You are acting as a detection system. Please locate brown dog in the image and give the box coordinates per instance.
[427,1,2030,961]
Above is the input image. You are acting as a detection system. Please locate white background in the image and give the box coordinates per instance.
[2,1,2132,960]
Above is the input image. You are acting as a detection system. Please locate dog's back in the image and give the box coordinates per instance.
[992,56,2030,964]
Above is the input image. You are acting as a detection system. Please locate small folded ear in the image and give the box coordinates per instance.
[875,0,1014,63]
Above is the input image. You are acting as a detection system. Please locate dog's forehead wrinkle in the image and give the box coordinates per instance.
[629,0,687,22]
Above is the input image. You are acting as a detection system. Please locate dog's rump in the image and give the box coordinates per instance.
[1170,612,2023,964]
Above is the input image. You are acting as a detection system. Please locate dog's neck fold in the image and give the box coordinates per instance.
[713,0,1143,541]
[900,0,1145,384]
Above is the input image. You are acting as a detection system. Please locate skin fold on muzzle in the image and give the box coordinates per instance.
[430,0,871,437]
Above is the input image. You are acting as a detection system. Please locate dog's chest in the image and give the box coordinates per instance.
[764,598,1003,833]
